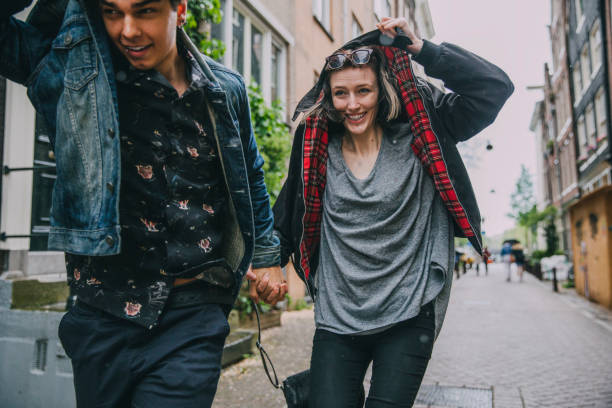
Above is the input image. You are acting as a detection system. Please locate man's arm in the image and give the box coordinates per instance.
[0,1,55,85]
[235,78,286,305]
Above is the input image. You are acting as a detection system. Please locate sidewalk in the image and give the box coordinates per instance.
[214,263,612,407]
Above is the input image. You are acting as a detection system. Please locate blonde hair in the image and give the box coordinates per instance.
[302,47,401,124]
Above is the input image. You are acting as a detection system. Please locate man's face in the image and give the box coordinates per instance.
[99,0,186,72]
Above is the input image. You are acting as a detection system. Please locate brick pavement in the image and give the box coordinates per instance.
[214,263,612,407]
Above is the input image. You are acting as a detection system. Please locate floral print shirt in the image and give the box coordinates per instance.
[66,46,232,329]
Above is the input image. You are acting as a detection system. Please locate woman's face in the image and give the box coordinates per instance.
[329,65,380,137]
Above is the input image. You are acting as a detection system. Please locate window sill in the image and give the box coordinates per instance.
[314,15,334,42]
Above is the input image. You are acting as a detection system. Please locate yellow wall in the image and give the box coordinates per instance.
[570,185,612,308]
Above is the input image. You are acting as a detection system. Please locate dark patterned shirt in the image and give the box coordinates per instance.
[66,46,233,329]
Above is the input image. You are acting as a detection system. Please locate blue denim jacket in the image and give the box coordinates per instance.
[0,0,280,292]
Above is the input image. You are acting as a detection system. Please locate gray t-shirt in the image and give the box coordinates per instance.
[315,123,453,335]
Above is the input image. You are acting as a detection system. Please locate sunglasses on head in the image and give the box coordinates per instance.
[325,48,374,70]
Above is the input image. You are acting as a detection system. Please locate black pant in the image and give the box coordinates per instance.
[58,301,230,408]
[309,302,435,408]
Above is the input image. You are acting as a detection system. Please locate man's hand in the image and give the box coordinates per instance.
[376,17,424,56]
[246,265,288,305]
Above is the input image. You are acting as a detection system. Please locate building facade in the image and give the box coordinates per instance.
[567,0,611,194]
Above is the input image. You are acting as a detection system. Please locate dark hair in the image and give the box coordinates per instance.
[91,0,182,10]
[303,47,401,124]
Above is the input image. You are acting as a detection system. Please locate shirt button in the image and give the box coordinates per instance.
[108,128,115,138]
[185,102,192,108]
[106,182,114,193]
[105,236,115,246]
[64,34,72,45]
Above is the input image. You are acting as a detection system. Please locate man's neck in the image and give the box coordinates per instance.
[156,48,189,97]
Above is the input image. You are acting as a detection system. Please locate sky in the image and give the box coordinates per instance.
[428,0,552,236]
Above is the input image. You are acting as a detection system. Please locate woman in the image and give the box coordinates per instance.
[273,17,513,407]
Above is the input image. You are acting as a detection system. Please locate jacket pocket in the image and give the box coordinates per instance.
[51,21,98,90]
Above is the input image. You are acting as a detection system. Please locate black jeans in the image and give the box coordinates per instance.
[58,301,230,408]
[309,302,435,408]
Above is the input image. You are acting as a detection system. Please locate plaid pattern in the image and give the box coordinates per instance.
[300,115,330,279]
[382,46,474,237]
[299,47,474,279]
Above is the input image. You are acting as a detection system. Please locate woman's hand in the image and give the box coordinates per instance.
[246,265,288,305]
[376,17,424,56]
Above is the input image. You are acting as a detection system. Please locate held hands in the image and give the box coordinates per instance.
[376,17,424,56]
[246,265,288,305]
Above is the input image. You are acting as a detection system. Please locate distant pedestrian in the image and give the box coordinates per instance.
[482,246,491,276]
[501,242,513,282]
[273,16,513,408]
[512,243,525,282]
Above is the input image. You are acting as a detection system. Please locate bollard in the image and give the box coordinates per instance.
[552,267,559,292]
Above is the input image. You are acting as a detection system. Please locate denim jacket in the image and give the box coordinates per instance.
[0,0,280,293]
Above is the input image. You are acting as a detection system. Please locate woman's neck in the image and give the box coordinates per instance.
[343,125,383,157]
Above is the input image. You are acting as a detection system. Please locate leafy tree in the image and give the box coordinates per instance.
[184,0,226,60]
[248,83,291,205]
[508,165,536,249]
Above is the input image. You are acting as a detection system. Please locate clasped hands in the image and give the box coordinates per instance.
[246,265,288,305]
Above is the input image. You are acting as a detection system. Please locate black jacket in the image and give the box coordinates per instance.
[273,31,514,295]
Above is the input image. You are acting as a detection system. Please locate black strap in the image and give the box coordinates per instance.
[252,299,283,390]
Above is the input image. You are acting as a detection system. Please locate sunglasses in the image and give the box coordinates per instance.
[325,48,374,70]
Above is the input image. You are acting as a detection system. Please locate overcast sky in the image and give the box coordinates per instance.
[428,0,552,236]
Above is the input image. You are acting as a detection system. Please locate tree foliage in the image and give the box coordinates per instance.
[248,83,291,205]
[184,0,226,60]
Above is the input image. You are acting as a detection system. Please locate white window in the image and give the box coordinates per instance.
[220,4,288,109]
[589,21,602,74]
[232,9,245,75]
[270,43,281,102]
[374,0,391,21]
[352,16,363,39]
[251,26,263,85]
[572,60,582,97]
[580,45,590,90]
[585,103,596,146]
[594,87,607,141]
[313,0,331,31]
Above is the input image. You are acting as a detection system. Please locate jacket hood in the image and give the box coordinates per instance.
[292,29,413,121]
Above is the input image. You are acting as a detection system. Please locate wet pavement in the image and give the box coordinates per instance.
[214,263,612,407]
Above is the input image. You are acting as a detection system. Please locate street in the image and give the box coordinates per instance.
[214,263,612,408]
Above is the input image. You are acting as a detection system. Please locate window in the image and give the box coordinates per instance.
[585,103,596,146]
[572,61,582,96]
[577,114,586,154]
[313,0,330,31]
[232,9,245,75]
[270,44,282,102]
[580,45,590,90]
[210,0,226,42]
[575,0,584,30]
[352,16,363,39]
[594,87,607,141]
[251,26,263,85]
[374,0,391,20]
[589,22,602,73]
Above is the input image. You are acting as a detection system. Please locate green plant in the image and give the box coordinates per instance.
[293,298,310,311]
[184,0,226,60]
[248,83,292,205]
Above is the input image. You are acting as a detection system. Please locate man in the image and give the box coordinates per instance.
[1,0,286,406]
